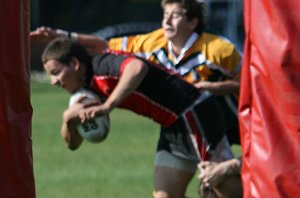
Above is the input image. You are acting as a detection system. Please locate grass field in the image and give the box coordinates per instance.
[31,80,240,198]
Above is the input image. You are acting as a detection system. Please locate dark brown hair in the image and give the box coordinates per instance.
[41,37,92,66]
[42,37,93,81]
[161,0,206,34]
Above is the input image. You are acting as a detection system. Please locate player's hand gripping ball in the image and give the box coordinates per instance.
[69,89,110,143]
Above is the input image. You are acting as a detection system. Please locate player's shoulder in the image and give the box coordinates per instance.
[201,32,235,46]
[147,28,165,37]
[197,32,239,56]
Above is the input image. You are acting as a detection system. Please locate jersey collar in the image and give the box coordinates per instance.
[168,32,199,65]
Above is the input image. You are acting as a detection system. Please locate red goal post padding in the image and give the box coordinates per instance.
[239,1,300,197]
[0,0,35,197]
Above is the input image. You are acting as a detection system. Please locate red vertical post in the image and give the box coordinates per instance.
[0,0,35,197]
[240,0,300,197]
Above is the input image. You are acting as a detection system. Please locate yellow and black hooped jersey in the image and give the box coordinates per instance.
[109,28,242,87]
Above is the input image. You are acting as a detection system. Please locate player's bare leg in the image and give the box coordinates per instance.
[154,166,195,198]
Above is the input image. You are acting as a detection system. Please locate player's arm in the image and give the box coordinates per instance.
[194,41,242,95]
[30,26,108,54]
[105,59,148,108]
[61,102,84,150]
[79,58,149,122]
[198,157,241,188]
[77,33,108,54]
[194,79,239,95]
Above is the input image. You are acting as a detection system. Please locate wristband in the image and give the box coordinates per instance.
[55,29,78,40]
[56,29,68,37]
[69,32,79,41]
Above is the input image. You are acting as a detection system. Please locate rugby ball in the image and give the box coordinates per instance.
[69,88,110,143]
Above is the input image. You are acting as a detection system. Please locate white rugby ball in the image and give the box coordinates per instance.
[69,88,110,143]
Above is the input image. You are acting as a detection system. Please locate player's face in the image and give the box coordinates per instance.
[43,59,84,93]
[162,3,196,44]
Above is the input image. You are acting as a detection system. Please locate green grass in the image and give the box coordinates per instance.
[31,80,240,198]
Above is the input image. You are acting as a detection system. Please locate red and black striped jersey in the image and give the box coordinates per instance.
[87,51,200,128]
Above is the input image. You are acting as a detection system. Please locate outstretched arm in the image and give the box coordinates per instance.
[30,26,109,54]
[79,58,149,122]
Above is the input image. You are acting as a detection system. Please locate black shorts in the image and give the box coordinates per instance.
[217,95,240,145]
[157,95,226,162]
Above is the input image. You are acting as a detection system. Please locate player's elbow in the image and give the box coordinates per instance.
[68,143,80,151]
[61,130,83,151]
[137,60,149,76]
[66,138,82,151]
[126,59,149,77]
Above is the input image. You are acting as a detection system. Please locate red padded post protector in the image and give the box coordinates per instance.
[0,0,35,197]
[239,1,300,197]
